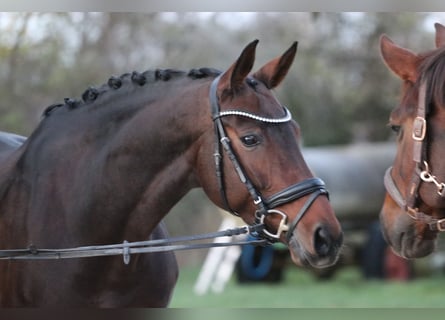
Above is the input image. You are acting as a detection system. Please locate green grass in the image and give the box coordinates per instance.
[169,266,445,308]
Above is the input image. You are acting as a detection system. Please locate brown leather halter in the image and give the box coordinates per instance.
[384,80,445,232]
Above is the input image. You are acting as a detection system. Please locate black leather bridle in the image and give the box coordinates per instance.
[384,80,445,232]
[209,75,329,242]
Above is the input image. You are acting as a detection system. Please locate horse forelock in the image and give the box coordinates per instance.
[419,46,445,111]
[42,67,222,117]
[395,47,445,119]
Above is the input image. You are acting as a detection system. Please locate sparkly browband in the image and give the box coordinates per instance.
[216,107,292,124]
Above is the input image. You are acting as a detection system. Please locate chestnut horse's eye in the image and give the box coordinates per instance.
[240,134,261,147]
[390,125,401,134]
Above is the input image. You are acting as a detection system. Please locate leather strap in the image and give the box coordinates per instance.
[285,190,325,243]
[0,224,268,261]
[384,167,407,210]
[407,82,428,209]
[265,178,328,209]
[210,75,267,217]
[412,82,427,163]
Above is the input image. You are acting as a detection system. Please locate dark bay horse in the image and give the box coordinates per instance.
[0,40,343,307]
[379,23,445,259]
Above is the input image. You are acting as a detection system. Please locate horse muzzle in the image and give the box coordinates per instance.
[255,178,343,268]
[379,206,437,259]
[287,226,343,268]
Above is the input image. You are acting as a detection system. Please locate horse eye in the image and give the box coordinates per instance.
[390,125,401,134]
[240,134,260,147]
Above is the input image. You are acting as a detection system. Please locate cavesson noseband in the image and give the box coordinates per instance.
[210,75,329,242]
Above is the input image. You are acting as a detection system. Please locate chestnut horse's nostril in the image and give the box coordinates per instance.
[314,226,334,257]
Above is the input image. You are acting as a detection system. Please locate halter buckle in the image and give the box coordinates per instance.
[436,219,445,232]
[253,197,263,205]
[412,116,426,141]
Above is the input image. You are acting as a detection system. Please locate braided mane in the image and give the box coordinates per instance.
[42,67,221,117]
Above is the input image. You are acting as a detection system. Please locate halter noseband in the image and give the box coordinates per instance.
[209,75,329,242]
[384,80,445,232]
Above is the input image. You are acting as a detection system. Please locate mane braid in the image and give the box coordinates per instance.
[41,67,221,117]
[188,68,221,79]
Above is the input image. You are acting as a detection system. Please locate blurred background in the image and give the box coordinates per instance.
[2,12,445,307]
[1,12,441,143]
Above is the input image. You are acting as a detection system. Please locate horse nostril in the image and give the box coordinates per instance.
[314,226,332,257]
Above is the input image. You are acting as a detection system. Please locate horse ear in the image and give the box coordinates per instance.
[218,39,259,94]
[253,42,298,89]
[435,23,445,48]
[379,35,419,82]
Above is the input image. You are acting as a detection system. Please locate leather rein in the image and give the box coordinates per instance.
[384,80,445,232]
[0,225,267,263]
[0,75,329,261]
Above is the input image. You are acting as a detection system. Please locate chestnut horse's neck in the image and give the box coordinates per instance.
[2,69,218,246]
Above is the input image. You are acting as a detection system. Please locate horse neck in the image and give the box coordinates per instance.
[7,78,212,243]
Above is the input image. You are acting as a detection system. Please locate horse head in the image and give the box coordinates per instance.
[379,23,445,258]
[197,40,343,268]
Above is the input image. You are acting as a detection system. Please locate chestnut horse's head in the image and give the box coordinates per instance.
[197,40,343,268]
[379,23,445,258]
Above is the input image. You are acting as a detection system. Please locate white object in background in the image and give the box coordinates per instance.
[194,216,243,295]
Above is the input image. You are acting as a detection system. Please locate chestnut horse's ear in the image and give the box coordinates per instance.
[218,39,259,95]
[379,35,419,82]
[435,23,445,48]
[253,42,298,89]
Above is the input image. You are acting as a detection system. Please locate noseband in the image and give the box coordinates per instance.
[209,75,329,242]
[384,80,445,232]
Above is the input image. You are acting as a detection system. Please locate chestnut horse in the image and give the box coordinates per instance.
[380,23,445,259]
[0,40,343,307]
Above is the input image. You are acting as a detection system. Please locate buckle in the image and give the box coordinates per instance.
[258,209,289,239]
[436,219,445,232]
[412,116,426,141]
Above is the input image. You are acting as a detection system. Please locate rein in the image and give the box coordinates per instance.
[0,224,268,263]
[210,75,329,242]
[384,80,445,232]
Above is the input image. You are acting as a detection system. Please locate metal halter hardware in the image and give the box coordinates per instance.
[209,75,329,242]
[384,81,445,232]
